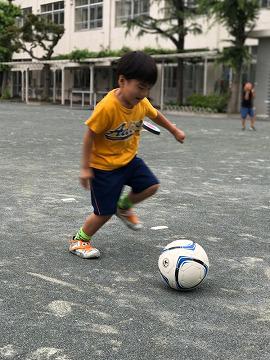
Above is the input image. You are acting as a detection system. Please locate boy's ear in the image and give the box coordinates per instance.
[118,75,126,87]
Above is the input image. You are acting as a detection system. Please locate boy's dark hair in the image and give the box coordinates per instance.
[116,51,158,86]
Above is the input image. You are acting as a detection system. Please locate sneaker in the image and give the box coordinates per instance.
[249,126,256,131]
[116,207,143,230]
[69,237,100,259]
[242,127,246,131]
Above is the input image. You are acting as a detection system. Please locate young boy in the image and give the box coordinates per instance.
[240,82,256,131]
[69,51,185,259]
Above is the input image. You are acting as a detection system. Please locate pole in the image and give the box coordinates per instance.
[21,70,24,102]
[90,65,94,106]
[61,67,65,105]
[53,69,56,103]
[25,68,29,104]
[160,60,165,111]
[203,57,208,95]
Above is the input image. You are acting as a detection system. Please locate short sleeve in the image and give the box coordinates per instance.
[85,102,111,134]
[143,98,158,119]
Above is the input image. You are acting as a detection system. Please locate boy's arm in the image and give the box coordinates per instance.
[152,111,185,143]
[80,128,95,190]
[244,91,250,100]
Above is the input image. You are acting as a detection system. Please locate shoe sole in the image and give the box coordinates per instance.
[69,249,100,259]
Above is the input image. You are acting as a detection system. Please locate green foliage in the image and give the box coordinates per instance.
[1,87,11,99]
[53,46,211,61]
[216,46,251,71]
[53,47,132,60]
[16,13,65,60]
[125,0,203,51]
[198,0,260,71]
[186,93,229,112]
[0,1,21,62]
[198,0,259,112]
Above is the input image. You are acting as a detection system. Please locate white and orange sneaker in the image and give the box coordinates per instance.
[116,207,143,230]
[69,237,100,259]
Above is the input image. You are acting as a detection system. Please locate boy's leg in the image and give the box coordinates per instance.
[128,184,159,204]
[249,108,256,130]
[82,213,112,237]
[117,157,159,230]
[240,107,247,130]
[241,118,246,130]
[70,165,124,258]
[117,184,159,230]
[69,214,111,259]
[250,117,256,130]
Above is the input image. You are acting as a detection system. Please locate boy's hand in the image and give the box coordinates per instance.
[173,128,186,143]
[80,167,94,190]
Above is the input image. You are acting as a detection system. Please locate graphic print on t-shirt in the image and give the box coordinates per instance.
[105,120,143,140]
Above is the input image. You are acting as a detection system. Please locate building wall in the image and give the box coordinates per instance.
[11,1,270,114]
[13,1,270,58]
[254,38,270,116]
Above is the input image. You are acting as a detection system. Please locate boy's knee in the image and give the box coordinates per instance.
[149,183,160,194]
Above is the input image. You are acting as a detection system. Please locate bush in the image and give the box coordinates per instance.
[53,47,132,61]
[186,93,229,113]
[1,88,11,100]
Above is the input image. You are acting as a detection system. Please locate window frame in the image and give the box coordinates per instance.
[40,1,65,25]
[115,0,150,27]
[260,0,270,8]
[75,0,103,31]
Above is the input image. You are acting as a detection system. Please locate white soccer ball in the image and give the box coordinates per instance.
[158,240,209,290]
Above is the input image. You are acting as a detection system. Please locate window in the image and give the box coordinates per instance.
[23,7,32,17]
[16,7,32,27]
[184,0,197,8]
[40,1,65,25]
[260,0,270,7]
[74,68,90,89]
[75,0,103,31]
[115,0,150,27]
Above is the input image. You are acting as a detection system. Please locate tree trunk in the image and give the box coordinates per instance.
[1,70,9,96]
[227,69,242,114]
[176,58,184,105]
[42,64,51,101]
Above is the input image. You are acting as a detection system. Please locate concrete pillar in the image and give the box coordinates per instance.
[160,61,165,111]
[10,72,14,98]
[203,57,208,95]
[90,64,94,105]
[25,68,29,104]
[61,67,65,105]
[21,70,24,102]
[52,69,56,103]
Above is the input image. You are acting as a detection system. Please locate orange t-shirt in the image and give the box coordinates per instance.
[85,89,158,170]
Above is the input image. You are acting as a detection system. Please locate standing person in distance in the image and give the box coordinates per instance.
[69,51,186,259]
[240,82,256,131]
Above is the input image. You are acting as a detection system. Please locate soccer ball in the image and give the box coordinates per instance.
[158,240,209,290]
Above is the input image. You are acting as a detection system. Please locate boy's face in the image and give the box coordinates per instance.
[118,76,152,107]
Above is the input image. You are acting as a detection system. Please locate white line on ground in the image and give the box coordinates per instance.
[27,272,83,292]
[151,226,168,230]
[61,198,76,202]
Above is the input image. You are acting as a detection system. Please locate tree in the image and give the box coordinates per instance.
[125,0,202,104]
[198,0,260,113]
[16,13,64,100]
[0,1,21,95]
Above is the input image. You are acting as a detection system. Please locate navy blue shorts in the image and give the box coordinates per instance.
[90,156,159,216]
[240,107,254,119]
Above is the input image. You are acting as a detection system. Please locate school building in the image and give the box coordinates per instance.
[4,0,270,116]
